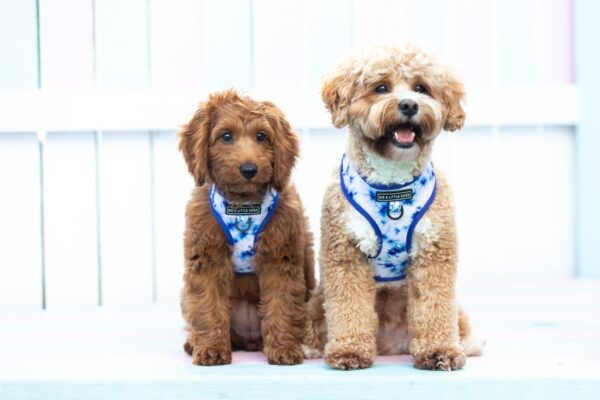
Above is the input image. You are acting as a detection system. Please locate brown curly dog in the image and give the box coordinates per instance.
[178,90,315,366]
[303,43,484,371]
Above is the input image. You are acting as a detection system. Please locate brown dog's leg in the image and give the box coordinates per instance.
[322,241,378,371]
[182,266,233,366]
[407,248,465,371]
[256,265,306,365]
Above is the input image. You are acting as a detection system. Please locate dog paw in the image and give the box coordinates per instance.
[413,345,466,371]
[192,346,232,366]
[325,350,374,371]
[266,346,304,365]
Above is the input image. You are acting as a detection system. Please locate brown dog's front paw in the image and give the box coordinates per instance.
[413,345,466,371]
[325,350,374,371]
[192,346,232,366]
[266,346,304,365]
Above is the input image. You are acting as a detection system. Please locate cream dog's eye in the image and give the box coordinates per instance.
[221,131,233,143]
[414,84,428,95]
[256,131,267,142]
[375,84,389,94]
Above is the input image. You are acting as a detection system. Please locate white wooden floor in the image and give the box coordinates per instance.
[1,280,599,400]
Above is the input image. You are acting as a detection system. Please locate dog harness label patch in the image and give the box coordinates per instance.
[340,154,436,283]
[225,205,261,216]
[209,186,279,274]
[375,189,413,202]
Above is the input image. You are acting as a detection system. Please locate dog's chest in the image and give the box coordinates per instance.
[339,155,437,282]
[344,207,439,268]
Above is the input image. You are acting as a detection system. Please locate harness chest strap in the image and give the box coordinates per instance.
[209,185,279,274]
[339,154,437,282]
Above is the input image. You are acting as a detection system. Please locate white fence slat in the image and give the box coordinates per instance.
[353,0,407,48]
[531,126,575,277]
[451,128,497,282]
[253,0,304,90]
[497,0,536,85]
[43,132,98,308]
[294,128,346,274]
[405,0,448,58]
[202,0,252,90]
[0,0,39,89]
[538,0,573,84]
[39,0,95,89]
[453,0,494,85]
[99,132,153,305]
[496,126,574,279]
[153,131,190,302]
[306,0,352,88]
[94,0,149,89]
[0,133,43,309]
[149,0,203,89]
[0,87,578,133]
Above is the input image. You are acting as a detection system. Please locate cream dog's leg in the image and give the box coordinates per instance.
[407,260,464,370]
[406,176,465,370]
[320,187,379,370]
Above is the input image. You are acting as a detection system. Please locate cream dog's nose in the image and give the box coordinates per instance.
[399,99,419,117]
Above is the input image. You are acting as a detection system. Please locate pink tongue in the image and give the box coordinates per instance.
[394,128,415,144]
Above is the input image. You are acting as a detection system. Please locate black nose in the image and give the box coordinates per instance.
[239,163,258,180]
[399,99,419,117]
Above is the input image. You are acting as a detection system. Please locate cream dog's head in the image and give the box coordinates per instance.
[322,43,465,165]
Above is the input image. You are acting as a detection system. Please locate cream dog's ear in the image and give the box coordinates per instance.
[321,66,356,129]
[441,69,466,132]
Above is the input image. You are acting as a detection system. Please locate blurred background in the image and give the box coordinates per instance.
[0,0,597,311]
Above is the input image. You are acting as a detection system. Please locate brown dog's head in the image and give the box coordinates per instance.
[322,43,465,163]
[178,90,298,200]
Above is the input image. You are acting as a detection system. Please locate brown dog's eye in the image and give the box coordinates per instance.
[220,131,233,143]
[256,131,267,142]
[414,84,428,95]
[375,84,389,94]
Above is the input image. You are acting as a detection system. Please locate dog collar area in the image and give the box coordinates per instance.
[339,154,437,282]
[209,185,280,274]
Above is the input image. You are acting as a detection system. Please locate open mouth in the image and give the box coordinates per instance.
[386,122,422,149]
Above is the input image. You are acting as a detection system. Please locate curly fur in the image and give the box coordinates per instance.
[179,90,315,365]
[304,43,484,371]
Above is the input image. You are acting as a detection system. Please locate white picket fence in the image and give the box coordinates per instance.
[0,0,576,309]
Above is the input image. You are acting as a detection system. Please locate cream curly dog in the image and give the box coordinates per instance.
[304,43,484,371]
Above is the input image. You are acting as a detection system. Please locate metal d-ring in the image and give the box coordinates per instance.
[235,216,252,232]
[387,202,404,220]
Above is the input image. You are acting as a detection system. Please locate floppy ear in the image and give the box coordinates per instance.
[321,67,356,129]
[261,101,299,192]
[178,101,214,186]
[441,69,466,132]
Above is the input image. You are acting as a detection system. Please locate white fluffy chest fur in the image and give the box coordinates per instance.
[343,205,440,264]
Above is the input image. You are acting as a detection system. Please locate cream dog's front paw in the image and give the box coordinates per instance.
[324,342,375,371]
[412,344,466,371]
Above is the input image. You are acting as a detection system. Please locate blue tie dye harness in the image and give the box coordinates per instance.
[340,154,437,282]
[209,185,279,274]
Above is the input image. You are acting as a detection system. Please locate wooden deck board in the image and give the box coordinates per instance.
[1,280,599,399]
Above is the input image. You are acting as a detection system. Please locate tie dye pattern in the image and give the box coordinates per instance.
[209,185,280,274]
[340,154,437,282]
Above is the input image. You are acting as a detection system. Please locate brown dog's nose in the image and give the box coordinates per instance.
[399,99,419,117]
[240,163,258,180]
